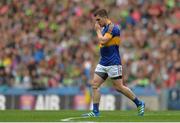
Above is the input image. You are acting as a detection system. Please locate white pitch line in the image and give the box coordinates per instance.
[60,116,102,122]
[60,116,90,122]
[60,113,180,122]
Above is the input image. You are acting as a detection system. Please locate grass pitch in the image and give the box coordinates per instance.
[0,110,180,122]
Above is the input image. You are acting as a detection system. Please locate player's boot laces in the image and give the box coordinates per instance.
[138,101,145,116]
[82,112,99,117]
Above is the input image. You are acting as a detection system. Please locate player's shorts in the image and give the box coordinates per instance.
[95,64,122,80]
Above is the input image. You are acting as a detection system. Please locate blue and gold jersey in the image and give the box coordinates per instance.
[99,22,121,66]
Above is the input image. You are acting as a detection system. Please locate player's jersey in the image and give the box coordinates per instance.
[99,21,121,66]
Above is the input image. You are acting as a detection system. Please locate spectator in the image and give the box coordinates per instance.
[0,0,179,92]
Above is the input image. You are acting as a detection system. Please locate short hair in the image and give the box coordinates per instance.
[94,9,108,18]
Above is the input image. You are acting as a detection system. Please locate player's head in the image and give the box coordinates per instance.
[94,9,108,27]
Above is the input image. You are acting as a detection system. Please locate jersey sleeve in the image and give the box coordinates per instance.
[103,23,114,38]
[105,24,120,37]
[111,25,120,37]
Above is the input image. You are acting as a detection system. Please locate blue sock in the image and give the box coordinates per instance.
[133,97,142,107]
[93,103,99,114]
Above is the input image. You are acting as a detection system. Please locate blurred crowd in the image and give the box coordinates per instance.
[0,0,179,91]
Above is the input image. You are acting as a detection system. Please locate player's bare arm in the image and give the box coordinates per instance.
[95,23,112,44]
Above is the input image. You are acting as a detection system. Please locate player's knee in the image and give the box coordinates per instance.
[91,80,100,90]
[113,80,124,90]
[91,82,98,89]
[113,84,121,90]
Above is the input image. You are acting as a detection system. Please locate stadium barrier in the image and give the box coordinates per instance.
[0,87,121,110]
[0,86,179,110]
[167,88,180,110]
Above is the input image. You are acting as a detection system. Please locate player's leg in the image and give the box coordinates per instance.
[92,73,106,114]
[82,64,108,117]
[108,65,145,116]
[112,78,145,116]
[113,78,136,99]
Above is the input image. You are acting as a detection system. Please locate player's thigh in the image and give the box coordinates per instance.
[91,73,105,89]
[92,64,108,89]
[112,78,124,89]
[106,65,122,79]
[106,65,123,89]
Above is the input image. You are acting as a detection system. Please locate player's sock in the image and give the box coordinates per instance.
[93,103,99,114]
[133,97,142,107]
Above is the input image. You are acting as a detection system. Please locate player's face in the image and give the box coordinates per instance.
[95,15,106,27]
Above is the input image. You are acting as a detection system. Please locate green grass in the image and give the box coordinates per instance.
[0,110,180,122]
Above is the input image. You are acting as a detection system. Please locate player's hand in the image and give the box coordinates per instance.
[95,22,101,30]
